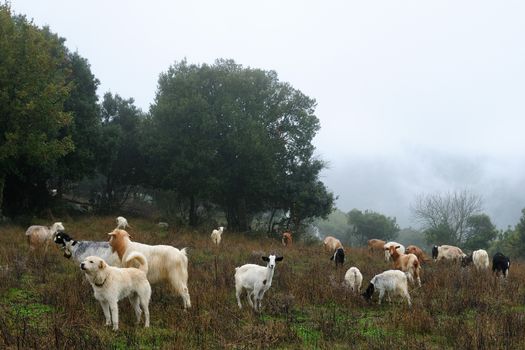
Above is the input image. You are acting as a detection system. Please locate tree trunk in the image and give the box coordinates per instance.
[267,208,277,233]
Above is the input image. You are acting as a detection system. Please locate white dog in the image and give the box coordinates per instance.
[81,253,151,331]
[108,229,191,309]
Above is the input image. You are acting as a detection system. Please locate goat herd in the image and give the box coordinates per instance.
[324,236,511,308]
[23,218,512,331]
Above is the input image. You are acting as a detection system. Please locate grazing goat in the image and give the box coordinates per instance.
[344,267,363,293]
[323,236,343,252]
[405,245,429,264]
[362,270,411,307]
[281,231,292,246]
[368,239,386,254]
[383,242,405,262]
[234,254,283,312]
[25,222,65,251]
[492,252,510,278]
[330,247,345,267]
[211,226,224,245]
[388,245,421,287]
[432,245,466,262]
[108,229,191,309]
[116,216,130,229]
[462,249,490,270]
[54,232,121,266]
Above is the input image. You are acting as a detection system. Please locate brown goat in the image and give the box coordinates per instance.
[323,236,343,252]
[388,245,421,287]
[405,245,429,264]
[367,239,386,254]
[282,231,292,246]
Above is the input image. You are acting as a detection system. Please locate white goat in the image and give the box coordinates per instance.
[472,249,489,270]
[25,222,65,251]
[432,245,466,261]
[116,216,130,229]
[344,267,363,293]
[235,254,283,311]
[211,226,224,245]
[383,242,405,262]
[362,270,412,307]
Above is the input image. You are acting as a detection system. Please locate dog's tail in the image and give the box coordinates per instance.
[125,252,148,273]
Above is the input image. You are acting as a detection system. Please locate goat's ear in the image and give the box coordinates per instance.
[276,256,283,261]
[262,256,270,262]
[98,260,106,269]
[108,231,116,236]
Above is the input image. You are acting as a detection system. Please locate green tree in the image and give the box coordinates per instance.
[463,214,497,250]
[54,51,100,197]
[95,92,145,213]
[0,6,73,216]
[347,209,400,245]
[149,59,333,230]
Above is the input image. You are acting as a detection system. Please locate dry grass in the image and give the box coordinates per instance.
[0,216,524,349]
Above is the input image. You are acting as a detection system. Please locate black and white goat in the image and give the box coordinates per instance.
[330,247,345,267]
[234,254,283,312]
[492,252,510,278]
[54,232,121,266]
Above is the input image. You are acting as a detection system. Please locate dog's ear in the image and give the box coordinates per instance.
[98,260,106,269]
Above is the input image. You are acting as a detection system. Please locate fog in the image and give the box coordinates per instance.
[11,0,525,229]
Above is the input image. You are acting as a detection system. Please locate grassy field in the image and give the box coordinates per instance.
[0,216,524,349]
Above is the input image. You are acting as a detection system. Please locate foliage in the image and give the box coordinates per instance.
[347,208,400,245]
[148,59,333,230]
[462,214,498,251]
[0,5,74,216]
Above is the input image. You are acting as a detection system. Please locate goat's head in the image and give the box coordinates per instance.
[54,231,72,246]
[262,254,283,269]
[362,282,375,301]
[461,254,473,267]
[52,222,65,232]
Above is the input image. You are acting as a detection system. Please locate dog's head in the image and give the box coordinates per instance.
[80,256,107,274]
[108,229,131,259]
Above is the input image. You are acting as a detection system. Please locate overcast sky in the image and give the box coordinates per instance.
[11,0,525,228]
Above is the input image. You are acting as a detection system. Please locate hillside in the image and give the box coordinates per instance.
[0,217,524,349]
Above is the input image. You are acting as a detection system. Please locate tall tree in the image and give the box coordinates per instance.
[0,6,73,216]
[149,59,333,230]
[95,92,145,213]
[347,209,400,245]
[54,51,100,197]
[463,214,497,250]
[411,190,483,245]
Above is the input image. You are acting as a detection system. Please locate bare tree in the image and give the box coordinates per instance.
[410,189,483,244]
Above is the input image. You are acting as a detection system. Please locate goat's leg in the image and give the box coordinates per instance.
[378,289,385,305]
[235,285,243,309]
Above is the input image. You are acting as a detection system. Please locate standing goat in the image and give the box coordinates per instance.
[54,232,121,266]
[282,231,292,246]
[362,270,412,307]
[116,216,130,229]
[388,245,421,287]
[25,222,65,252]
[211,226,224,245]
[492,252,510,278]
[383,242,405,262]
[234,254,283,312]
[344,267,363,293]
[331,247,345,267]
[368,239,386,254]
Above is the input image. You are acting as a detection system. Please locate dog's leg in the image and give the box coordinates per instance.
[109,301,119,331]
[140,297,150,328]
[100,301,111,326]
[129,295,142,325]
